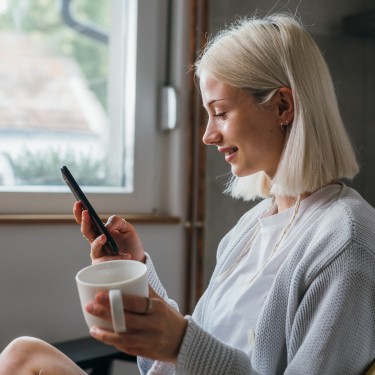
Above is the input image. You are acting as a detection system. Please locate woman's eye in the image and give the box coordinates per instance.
[214,112,226,118]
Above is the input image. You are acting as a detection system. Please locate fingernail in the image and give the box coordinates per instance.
[90,326,98,336]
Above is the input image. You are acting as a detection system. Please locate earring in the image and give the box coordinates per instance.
[280,121,289,132]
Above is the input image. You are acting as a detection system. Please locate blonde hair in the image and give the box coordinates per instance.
[195,14,359,200]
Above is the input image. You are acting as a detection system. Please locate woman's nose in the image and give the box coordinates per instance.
[202,119,222,145]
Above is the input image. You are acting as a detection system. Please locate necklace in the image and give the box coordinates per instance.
[216,195,301,285]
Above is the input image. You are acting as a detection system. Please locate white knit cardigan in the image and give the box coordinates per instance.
[139,185,375,375]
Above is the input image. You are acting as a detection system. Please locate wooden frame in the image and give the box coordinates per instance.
[184,0,209,314]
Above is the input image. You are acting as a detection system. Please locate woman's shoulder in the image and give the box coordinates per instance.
[297,185,375,272]
[329,185,375,245]
[338,184,375,211]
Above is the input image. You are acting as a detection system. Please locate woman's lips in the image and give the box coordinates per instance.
[224,147,238,156]
[224,147,238,162]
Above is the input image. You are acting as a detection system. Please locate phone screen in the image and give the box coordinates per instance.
[61,166,119,255]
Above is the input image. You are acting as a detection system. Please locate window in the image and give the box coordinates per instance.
[0,0,170,214]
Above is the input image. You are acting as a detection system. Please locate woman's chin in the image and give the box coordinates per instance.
[231,168,269,179]
[231,167,254,178]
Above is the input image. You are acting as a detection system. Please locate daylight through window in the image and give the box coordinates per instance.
[0,0,135,191]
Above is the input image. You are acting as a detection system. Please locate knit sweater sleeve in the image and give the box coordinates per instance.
[175,317,260,375]
[139,200,270,375]
[137,253,178,375]
[172,203,271,375]
[285,243,375,374]
[252,239,375,375]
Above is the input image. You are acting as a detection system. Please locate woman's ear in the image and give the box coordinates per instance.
[277,87,294,124]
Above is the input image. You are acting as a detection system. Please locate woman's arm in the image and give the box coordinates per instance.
[137,253,180,375]
[285,245,375,374]
[252,242,375,375]
[176,318,260,375]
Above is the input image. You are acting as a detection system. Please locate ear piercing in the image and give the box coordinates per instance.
[280,121,289,132]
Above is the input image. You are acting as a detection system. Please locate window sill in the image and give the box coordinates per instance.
[0,214,181,225]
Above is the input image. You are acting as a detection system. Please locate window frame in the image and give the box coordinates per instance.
[0,0,170,215]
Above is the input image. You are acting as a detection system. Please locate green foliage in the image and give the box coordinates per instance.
[73,0,110,28]
[0,1,117,186]
[3,147,112,186]
[58,30,108,106]
[0,0,110,107]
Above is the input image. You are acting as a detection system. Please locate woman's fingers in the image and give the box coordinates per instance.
[81,209,96,239]
[73,201,83,224]
[74,203,138,261]
[86,289,187,362]
[85,299,112,321]
[89,234,107,260]
[106,215,127,233]
[89,237,131,263]
[89,328,153,358]
[79,209,118,261]
[86,292,158,332]
[105,216,146,262]
[73,202,98,242]
[88,291,153,316]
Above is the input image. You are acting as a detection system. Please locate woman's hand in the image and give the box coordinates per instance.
[73,201,146,263]
[85,287,188,362]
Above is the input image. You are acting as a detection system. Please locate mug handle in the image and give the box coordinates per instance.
[109,289,126,333]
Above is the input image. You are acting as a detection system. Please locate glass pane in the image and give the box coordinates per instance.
[0,0,129,188]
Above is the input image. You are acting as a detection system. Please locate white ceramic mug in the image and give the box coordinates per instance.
[76,260,148,333]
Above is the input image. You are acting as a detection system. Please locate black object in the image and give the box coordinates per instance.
[343,9,375,38]
[53,336,136,375]
[59,0,108,44]
[61,165,119,255]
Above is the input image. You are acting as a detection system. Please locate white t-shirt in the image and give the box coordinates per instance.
[205,184,342,356]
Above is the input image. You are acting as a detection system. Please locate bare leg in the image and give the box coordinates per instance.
[0,337,87,375]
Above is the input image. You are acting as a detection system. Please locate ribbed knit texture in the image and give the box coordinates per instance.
[137,255,177,375]
[139,185,375,375]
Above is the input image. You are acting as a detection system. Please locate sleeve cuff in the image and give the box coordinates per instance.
[176,316,253,374]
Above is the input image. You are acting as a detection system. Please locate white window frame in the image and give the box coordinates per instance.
[0,0,170,215]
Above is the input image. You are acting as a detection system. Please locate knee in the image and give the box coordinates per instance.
[0,336,45,368]
[5,336,45,353]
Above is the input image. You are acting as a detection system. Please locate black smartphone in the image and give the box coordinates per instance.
[61,165,119,255]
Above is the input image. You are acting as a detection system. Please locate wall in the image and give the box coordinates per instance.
[204,0,375,285]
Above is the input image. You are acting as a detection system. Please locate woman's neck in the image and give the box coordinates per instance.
[274,182,341,213]
[274,193,311,213]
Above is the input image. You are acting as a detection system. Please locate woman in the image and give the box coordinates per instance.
[1,13,375,375]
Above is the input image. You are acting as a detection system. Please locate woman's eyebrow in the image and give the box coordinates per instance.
[205,98,226,109]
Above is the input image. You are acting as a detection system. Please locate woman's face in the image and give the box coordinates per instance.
[200,71,289,178]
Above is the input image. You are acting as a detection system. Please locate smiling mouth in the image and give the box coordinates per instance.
[225,147,238,156]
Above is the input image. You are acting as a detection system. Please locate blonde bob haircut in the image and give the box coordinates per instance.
[195,14,359,201]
